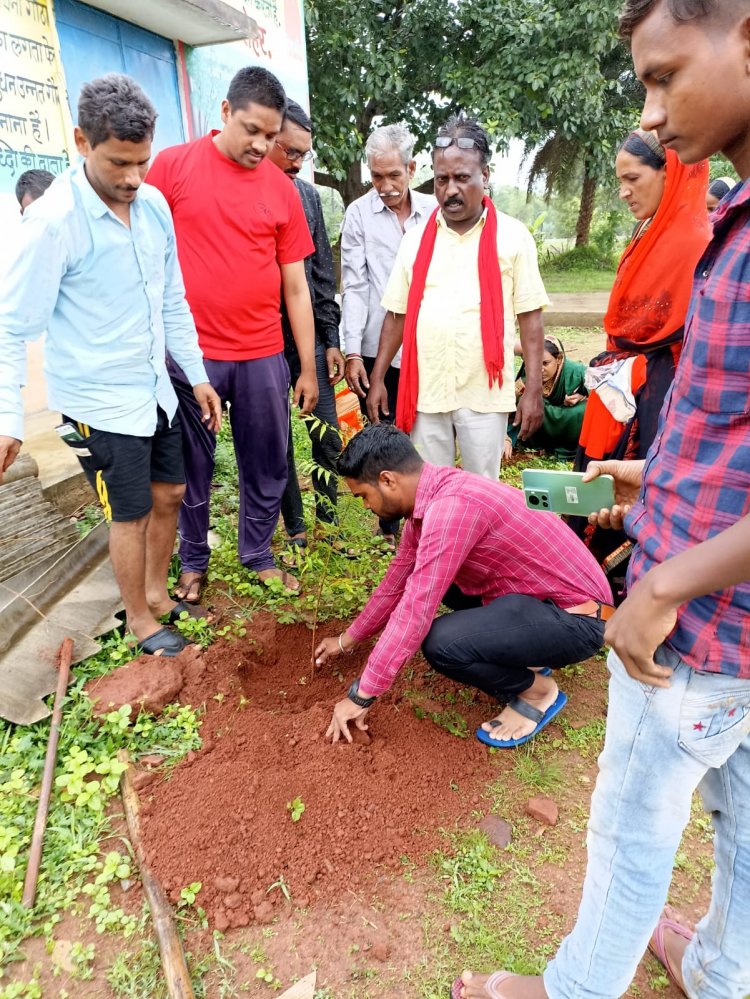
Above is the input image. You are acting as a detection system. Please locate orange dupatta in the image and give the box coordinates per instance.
[603,150,711,354]
[578,151,710,462]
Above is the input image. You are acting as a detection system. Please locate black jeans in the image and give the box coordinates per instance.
[422,591,605,701]
[281,344,342,532]
[359,355,401,537]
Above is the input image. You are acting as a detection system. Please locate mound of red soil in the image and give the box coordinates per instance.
[137,614,515,929]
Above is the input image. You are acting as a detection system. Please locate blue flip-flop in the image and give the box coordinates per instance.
[476,690,568,749]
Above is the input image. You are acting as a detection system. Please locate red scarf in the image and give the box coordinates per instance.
[395,195,505,433]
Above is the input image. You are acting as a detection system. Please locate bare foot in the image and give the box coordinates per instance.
[257,567,301,593]
[173,571,205,604]
[661,926,690,994]
[458,970,547,998]
[480,675,558,742]
[663,904,697,934]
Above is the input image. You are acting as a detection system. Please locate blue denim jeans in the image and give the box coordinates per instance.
[544,647,750,999]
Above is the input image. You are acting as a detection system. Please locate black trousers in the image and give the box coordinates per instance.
[422,590,605,701]
[281,344,342,531]
[359,355,401,537]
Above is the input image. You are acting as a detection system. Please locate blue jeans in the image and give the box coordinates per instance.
[545,647,750,999]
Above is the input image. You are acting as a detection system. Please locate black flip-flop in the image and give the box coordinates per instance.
[137,627,187,657]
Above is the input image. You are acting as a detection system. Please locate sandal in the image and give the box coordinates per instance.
[648,913,693,992]
[173,571,206,605]
[281,534,308,569]
[476,691,568,749]
[257,568,302,594]
[136,627,187,657]
[163,600,214,625]
[451,970,516,999]
[375,531,396,554]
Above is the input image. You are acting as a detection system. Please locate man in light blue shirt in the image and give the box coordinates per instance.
[0,74,221,657]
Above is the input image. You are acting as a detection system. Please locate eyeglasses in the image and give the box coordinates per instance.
[435,136,480,151]
[276,141,315,163]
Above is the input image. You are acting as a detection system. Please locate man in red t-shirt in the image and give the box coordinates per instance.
[148,67,318,597]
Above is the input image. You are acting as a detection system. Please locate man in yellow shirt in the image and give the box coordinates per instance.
[367,115,548,479]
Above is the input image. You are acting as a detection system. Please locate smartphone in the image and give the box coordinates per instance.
[521,469,615,516]
[55,422,85,444]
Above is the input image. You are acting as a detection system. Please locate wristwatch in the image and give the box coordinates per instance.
[347,677,377,708]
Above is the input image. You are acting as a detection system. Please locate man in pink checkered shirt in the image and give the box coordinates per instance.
[315,424,612,749]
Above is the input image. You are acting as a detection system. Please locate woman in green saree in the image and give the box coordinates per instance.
[507,336,588,459]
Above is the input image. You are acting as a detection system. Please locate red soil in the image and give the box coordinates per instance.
[137,614,510,931]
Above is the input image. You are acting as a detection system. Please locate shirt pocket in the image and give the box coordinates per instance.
[679,295,750,414]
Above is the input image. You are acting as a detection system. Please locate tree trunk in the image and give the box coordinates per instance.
[575,167,597,246]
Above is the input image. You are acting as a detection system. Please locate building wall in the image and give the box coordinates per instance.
[182,0,309,137]
[1,0,310,251]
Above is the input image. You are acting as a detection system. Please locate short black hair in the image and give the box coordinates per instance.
[619,0,731,37]
[78,74,157,148]
[226,66,286,115]
[619,131,666,170]
[434,113,492,168]
[337,424,424,484]
[15,169,54,205]
[284,99,312,133]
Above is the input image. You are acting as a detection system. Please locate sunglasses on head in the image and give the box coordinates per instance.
[435,136,479,150]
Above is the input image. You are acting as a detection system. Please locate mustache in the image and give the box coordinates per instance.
[444,198,463,207]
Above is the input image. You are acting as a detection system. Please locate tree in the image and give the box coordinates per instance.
[305,0,465,206]
[305,0,645,231]
[455,0,645,244]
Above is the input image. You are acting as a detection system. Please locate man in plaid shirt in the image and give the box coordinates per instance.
[315,424,612,748]
[452,2,750,998]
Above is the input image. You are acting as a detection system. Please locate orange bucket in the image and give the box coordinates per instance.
[335,386,364,443]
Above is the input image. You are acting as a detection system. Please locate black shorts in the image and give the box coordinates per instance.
[62,408,184,522]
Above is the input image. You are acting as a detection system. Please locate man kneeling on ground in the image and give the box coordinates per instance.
[316,424,612,746]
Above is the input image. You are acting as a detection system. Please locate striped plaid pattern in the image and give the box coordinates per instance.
[350,463,612,697]
[627,180,750,679]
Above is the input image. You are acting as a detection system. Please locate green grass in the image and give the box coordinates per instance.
[540,269,615,294]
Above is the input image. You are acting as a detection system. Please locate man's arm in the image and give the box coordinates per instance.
[0,216,67,481]
[307,186,341,350]
[160,219,221,432]
[514,309,544,439]
[306,187,344,382]
[356,498,484,697]
[366,311,405,423]
[607,514,750,687]
[281,260,319,414]
[340,204,368,358]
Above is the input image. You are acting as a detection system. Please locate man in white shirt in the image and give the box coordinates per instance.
[367,115,547,480]
[341,123,435,541]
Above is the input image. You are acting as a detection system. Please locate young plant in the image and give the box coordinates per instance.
[286,796,305,823]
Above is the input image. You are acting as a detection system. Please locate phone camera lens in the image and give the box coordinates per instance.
[529,494,540,506]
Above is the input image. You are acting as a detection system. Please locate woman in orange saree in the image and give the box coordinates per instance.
[572,130,711,598]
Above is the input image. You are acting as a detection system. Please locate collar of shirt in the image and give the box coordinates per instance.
[71,162,117,221]
[435,206,488,240]
[709,174,750,228]
[410,462,440,520]
[369,187,425,222]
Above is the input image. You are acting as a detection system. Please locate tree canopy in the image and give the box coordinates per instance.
[305,0,646,240]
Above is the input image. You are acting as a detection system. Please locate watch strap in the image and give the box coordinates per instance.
[347,677,376,708]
